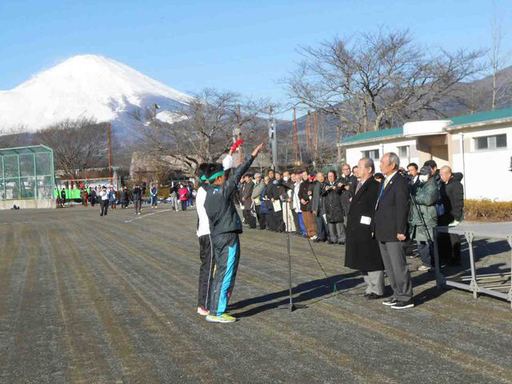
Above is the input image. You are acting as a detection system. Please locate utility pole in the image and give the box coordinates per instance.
[107,122,113,184]
[268,106,277,170]
[292,107,300,164]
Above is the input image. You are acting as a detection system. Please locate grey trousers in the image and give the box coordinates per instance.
[328,222,346,243]
[363,270,384,295]
[379,241,413,301]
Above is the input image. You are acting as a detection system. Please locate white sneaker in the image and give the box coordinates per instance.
[310,235,318,241]
[418,265,431,272]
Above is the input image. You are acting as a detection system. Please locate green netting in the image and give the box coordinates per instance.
[0,145,55,201]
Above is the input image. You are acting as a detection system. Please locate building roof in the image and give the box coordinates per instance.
[341,127,402,145]
[0,144,53,157]
[340,107,512,146]
[449,107,512,128]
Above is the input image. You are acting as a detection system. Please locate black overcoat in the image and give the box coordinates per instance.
[344,177,384,272]
[322,182,344,223]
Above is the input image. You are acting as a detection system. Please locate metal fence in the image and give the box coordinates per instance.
[0,145,55,201]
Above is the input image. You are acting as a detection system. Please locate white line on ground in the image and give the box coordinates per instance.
[124,208,175,223]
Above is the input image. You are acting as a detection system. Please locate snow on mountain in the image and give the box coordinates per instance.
[0,54,192,134]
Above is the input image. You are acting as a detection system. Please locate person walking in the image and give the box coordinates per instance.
[99,186,109,216]
[132,184,142,215]
[322,170,346,244]
[178,184,189,211]
[345,158,385,299]
[240,174,256,229]
[374,152,413,310]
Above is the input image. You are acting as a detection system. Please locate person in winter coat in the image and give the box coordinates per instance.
[132,184,143,215]
[409,165,439,271]
[108,187,117,209]
[150,184,158,208]
[339,164,358,222]
[344,158,384,299]
[298,171,317,239]
[120,187,129,208]
[99,186,109,216]
[203,143,263,323]
[240,174,256,229]
[260,176,273,230]
[280,171,296,233]
[178,184,189,211]
[311,172,327,242]
[195,153,233,317]
[322,170,346,244]
[251,173,265,229]
[438,166,464,265]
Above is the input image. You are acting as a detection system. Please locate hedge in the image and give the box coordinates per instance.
[463,199,512,222]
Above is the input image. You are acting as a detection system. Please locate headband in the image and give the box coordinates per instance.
[208,170,225,182]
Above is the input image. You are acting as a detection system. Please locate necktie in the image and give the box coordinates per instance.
[355,181,363,194]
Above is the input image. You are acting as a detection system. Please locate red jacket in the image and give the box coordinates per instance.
[178,187,189,201]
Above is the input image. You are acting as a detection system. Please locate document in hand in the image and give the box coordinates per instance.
[272,200,282,212]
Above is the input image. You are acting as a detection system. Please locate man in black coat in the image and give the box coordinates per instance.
[339,163,358,223]
[311,172,328,242]
[322,170,346,244]
[374,152,413,309]
[345,158,384,298]
[438,166,464,265]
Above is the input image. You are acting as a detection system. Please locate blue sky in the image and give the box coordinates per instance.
[1,0,511,116]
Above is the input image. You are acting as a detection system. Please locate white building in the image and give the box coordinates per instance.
[338,108,512,201]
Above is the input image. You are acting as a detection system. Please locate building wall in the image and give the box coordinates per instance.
[450,126,512,201]
[345,138,419,170]
[344,125,512,201]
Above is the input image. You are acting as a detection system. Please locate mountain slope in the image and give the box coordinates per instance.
[0,54,192,134]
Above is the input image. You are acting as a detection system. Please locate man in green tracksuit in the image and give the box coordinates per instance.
[203,143,263,323]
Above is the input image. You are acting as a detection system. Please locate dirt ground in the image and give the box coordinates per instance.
[0,206,511,384]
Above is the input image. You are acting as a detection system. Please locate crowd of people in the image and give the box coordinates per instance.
[195,146,465,321]
[57,181,197,216]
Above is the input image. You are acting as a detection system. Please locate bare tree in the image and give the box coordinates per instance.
[489,3,510,110]
[38,119,108,177]
[286,29,483,138]
[140,88,270,175]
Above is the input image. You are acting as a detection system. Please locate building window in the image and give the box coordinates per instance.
[362,149,379,160]
[474,134,507,151]
[397,145,409,159]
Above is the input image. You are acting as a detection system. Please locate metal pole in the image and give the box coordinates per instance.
[107,123,113,184]
[269,106,277,170]
[33,152,37,199]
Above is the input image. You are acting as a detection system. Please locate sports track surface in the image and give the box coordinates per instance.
[1,207,511,384]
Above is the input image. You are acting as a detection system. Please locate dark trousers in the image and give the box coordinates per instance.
[243,209,257,228]
[274,211,285,232]
[315,215,328,240]
[134,199,142,214]
[100,200,109,216]
[255,205,266,229]
[209,233,240,316]
[181,200,187,211]
[379,241,413,302]
[292,210,300,234]
[266,210,277,231]
[198,235,214,309]
[438,233,461,264]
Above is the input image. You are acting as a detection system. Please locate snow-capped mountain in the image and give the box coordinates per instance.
[0,54,192,135]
